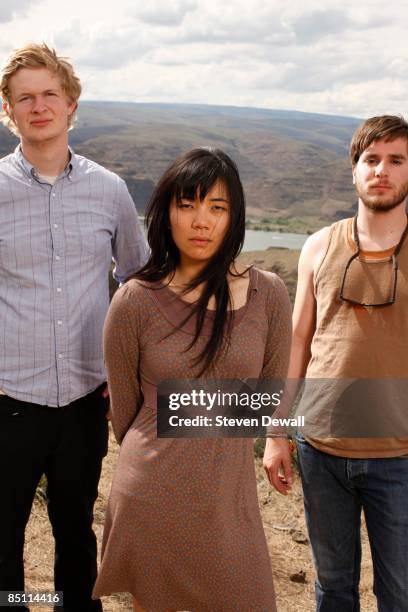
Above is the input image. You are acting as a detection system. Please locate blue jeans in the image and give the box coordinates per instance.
[296,434,408,612]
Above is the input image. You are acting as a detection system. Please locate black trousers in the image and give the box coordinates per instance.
[0,386,109,612]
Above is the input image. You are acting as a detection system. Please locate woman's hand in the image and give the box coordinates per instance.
[263,437,293,495]
[102,385,112,421]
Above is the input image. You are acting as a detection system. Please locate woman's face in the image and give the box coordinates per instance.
[169,179,231,269]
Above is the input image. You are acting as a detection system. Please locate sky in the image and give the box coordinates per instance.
[0,0,407,119]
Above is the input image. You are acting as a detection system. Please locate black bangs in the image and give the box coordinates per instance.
[173,154,228,203]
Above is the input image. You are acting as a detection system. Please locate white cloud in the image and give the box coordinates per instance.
[134,0,197,26]
[0,0,35,23]
[0,0,407,118]
[55,21,153,69]
[289,9,353,44]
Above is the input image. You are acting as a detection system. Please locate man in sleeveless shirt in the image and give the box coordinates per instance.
[264,115,408,611]
[0,44,147,611]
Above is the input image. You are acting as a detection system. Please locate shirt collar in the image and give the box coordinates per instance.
[14,144,78,182]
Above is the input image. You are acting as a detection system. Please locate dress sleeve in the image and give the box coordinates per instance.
[261,273,292,380]
[103,282,143,444]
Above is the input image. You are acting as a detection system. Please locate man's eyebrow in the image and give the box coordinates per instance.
[362,152,407,159]
[209,197,229,202]
[16,88,59,97]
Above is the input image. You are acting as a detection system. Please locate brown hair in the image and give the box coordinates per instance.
[350,115,408,166]
[0,42,81,134]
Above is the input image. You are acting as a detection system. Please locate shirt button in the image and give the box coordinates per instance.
[58,353,63,359]
[56,287,62,293]
[57,320,63,325]
[55,255,60,261]
[53,224,58,229]
[52,193,56,197]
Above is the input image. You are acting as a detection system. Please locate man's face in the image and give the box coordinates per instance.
[4,67,76,145]
[353,137,408,212]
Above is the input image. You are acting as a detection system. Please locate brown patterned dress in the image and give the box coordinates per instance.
[93,267,292,611]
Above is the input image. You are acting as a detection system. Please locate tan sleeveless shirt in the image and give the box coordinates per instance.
[304,218,408,458]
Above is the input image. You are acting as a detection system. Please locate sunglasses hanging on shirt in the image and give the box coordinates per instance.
[339,215,408,308]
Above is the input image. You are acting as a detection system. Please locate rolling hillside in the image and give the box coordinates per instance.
[0,103,361,231]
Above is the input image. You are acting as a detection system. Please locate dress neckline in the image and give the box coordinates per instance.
[147,266,258,336]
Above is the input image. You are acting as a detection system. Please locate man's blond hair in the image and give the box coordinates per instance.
[0,42,81,134]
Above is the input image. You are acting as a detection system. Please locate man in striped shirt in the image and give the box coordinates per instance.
[0,43,148,611]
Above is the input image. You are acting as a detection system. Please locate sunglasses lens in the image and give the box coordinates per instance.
[341,257,396,306]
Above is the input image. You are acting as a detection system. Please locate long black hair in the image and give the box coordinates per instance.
[134,147,246,374]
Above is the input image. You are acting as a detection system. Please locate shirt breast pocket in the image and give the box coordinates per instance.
[63,226,96,262]
[54,198,111,265]
[64,224,111,266]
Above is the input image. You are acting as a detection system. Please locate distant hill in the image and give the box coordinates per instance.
[0,103,361,231]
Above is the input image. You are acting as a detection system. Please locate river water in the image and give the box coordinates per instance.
[243,229,308,252]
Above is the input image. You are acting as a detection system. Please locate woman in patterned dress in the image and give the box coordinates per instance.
[93,148,292,611]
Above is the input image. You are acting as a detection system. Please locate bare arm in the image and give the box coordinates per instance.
[263,227,330,494]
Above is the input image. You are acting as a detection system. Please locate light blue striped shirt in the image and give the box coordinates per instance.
[0,146,148,407]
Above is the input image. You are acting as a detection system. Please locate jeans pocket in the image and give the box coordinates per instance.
[295,430,307,444]
[0,396,26,418]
